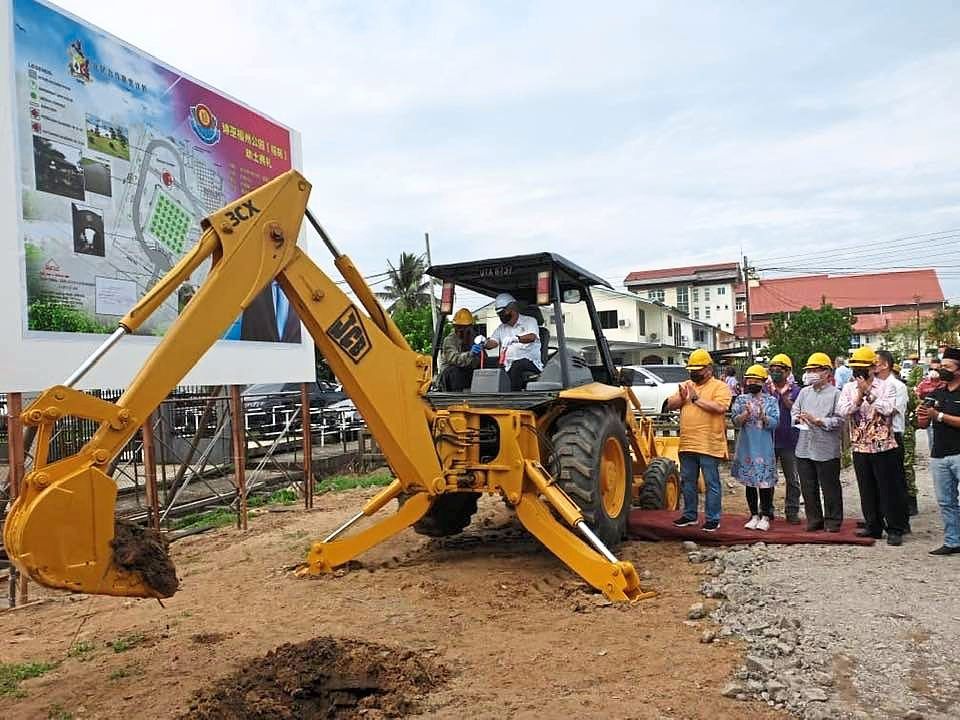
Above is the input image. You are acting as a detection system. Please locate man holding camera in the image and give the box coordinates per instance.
[836,346,908,546]
[916,347,960,555]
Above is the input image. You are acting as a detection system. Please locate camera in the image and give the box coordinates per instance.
[921,397,938,408]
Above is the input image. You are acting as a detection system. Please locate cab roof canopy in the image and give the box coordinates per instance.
[427,252,611,305]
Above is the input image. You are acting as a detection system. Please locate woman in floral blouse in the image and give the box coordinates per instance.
[731,365,781,531]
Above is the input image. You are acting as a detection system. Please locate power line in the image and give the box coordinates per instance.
[752,228,960,265]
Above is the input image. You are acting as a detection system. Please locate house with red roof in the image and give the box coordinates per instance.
[733,269,945,355]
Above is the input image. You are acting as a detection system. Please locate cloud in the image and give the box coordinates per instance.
[51,1,960,302]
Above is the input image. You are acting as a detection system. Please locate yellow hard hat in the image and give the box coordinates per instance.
[848,346,877,367]
[804,352,833,370]
[744,364,768,381]
[686,348,713,370]
[769,353,793,370]
[451,308,474,326]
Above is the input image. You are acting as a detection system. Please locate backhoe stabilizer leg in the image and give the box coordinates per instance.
[299,489,432,575]
[518,460,655,603]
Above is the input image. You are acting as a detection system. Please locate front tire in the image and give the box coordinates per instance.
[637,457,681,511]
[550,405,632,548]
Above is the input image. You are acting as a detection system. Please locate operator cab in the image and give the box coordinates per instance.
[426,252,619,408]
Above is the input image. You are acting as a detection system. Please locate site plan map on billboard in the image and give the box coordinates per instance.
[0,0,315,390]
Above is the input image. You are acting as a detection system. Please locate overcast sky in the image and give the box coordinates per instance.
[56,0,960,303]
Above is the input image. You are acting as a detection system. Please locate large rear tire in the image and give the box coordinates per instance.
[405,492,480,538]
[550,405,632,548]
[637,457,681,511]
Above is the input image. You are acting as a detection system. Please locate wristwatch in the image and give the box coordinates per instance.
[938,411,945,424]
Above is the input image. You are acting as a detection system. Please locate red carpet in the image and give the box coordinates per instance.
[627,509,876,546]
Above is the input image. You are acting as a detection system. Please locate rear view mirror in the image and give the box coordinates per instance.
[562,289,581,303]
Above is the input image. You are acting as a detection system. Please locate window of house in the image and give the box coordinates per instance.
[637,308,646,335]
[676,286,689,314]
[674,321,681,340]
[692,287,699,303]
[693,307,700,319]
[735,298,744,312]
[648,288,665,303]
[705,307,711,319]
[717,286,726,295]
[704,287,711,301]
[598,310,618,329]
[666,315,673,337]
[694,328,706,342]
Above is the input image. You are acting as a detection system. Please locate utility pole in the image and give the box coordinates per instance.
[914,293,921,359]
[743,255,754,362]
[424,232,438,335]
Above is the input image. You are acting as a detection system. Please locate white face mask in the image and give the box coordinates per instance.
[802,371,824,386]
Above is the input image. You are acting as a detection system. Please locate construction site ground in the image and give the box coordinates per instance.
[0,479,786,720]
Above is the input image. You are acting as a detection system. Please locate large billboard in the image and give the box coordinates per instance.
[0,0,316,391]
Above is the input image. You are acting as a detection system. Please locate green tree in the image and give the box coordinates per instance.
[765,304,854,371]
[927,305,960,346]
[883,320,923,360]
[392,305,434,354]
[376,252,431,312]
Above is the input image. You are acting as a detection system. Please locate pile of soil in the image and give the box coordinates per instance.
[110,519,179,597]
[181,636,446,719]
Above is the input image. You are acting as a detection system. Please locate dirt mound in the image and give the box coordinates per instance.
[110,519,179,597]
[181,636,446,719]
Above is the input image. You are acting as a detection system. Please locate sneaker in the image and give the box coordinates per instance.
[929,545,960,556]
[673,516,698,528]
[744,515,760,530]
[756,516,771,532]
[702,520,720,532]
[886,533,903,547]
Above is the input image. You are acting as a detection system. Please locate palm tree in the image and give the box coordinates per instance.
[377,252,431,312]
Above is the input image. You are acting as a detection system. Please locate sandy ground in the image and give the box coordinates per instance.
[0,482,785,720]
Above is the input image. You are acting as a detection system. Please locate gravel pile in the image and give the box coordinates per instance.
[683,432,960,720]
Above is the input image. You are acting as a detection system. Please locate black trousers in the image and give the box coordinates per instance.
[852,449,909,536]
[507,358,540,391]
[438,365,474,392]
[745,486,775,518]
[797,457,843,530]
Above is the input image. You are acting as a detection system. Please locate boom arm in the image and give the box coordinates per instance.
[3,170,442,597]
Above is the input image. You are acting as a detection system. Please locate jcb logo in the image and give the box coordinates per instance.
[326,306,371,363]
[224,199,260,227]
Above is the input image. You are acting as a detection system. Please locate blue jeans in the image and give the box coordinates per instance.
[931,454,960,548]
[679,452,722,523]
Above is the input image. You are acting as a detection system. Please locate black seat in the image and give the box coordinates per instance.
[520,304,550,366]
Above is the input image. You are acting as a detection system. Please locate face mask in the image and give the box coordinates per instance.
[802,372,822,386]
[745,384,763,394]
[852,368,871,380]
[770,370,786,381]
[497,310,512,323]
[689,370,706,383]
[939,368,957,382]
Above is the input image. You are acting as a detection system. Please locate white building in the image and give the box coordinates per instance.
[475,286,716,366]
[623,262,742,334]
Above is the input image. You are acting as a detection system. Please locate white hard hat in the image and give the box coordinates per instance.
[494,292,517,310]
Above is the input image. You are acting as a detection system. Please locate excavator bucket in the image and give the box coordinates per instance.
[3,464,175,597]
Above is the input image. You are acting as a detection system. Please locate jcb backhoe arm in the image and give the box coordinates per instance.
[3,170,443,597]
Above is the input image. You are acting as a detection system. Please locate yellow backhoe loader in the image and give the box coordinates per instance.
[3,170,680,604]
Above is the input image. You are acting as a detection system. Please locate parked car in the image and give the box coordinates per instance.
[623,364,689,414]
[243,381,345,435]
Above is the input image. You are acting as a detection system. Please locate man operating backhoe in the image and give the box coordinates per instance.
[484,293,543,391]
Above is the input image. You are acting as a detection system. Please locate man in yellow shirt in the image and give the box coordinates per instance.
[665,349,733,531]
